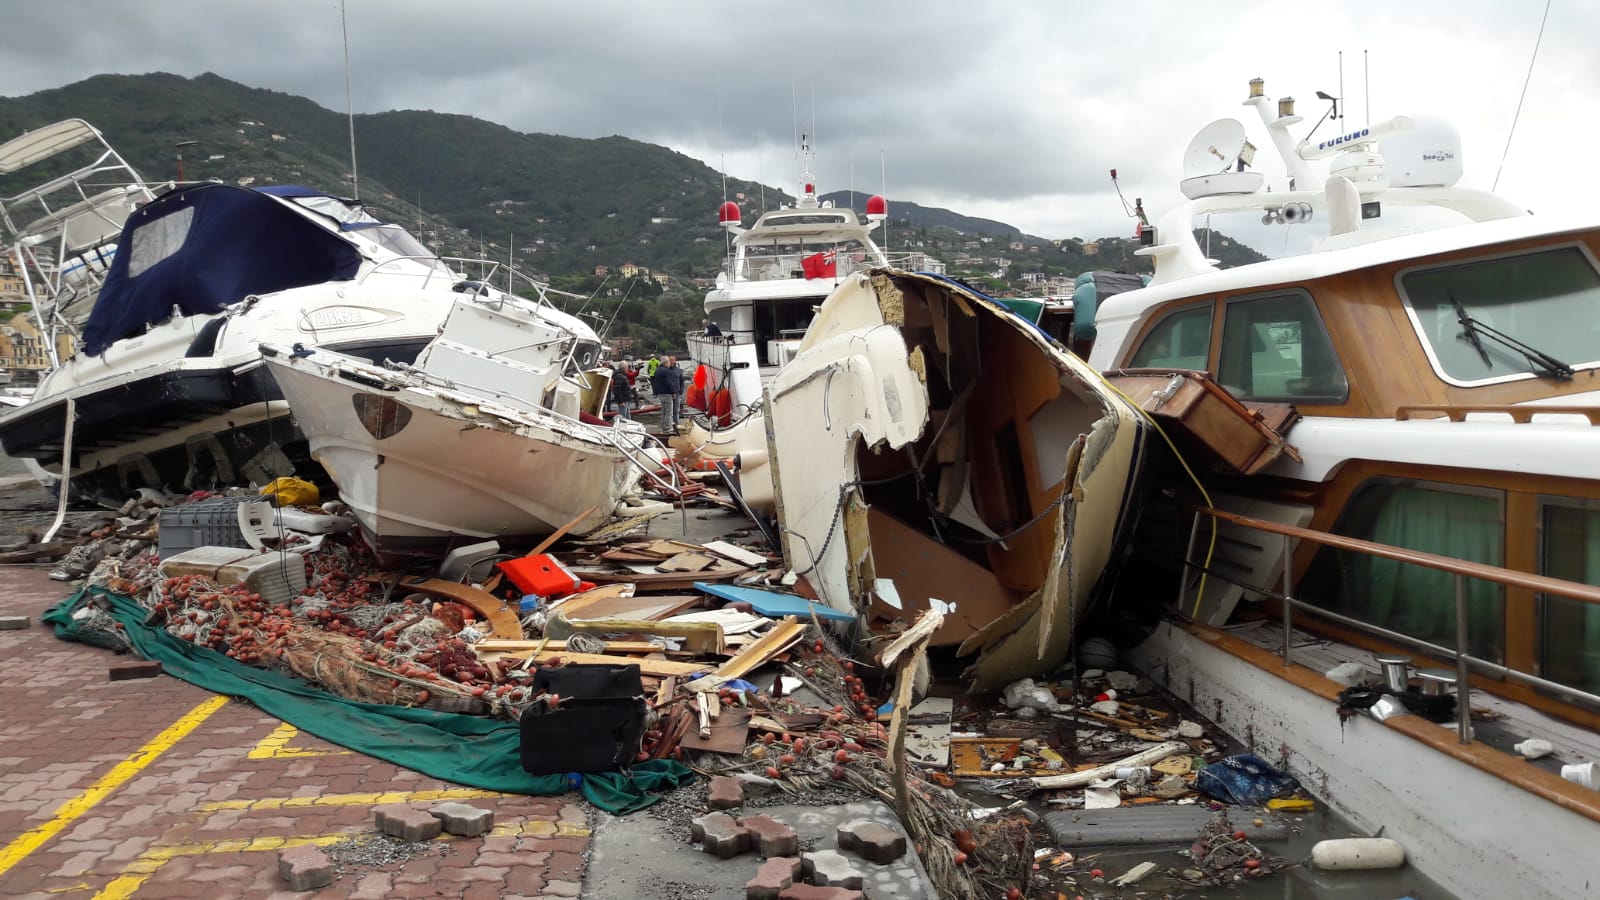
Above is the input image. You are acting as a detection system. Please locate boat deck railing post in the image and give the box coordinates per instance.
[1454,573,1474,744]
[1282,532,1294,669]
[1180,510,1201,617]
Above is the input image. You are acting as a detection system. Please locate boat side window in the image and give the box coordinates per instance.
[126,206,195,278]
[1218,290,1347,403]
[1539,500,1600,696]
[1300,480,1505,662]
[1128,304,1212,370]
[1399,245,1600,384]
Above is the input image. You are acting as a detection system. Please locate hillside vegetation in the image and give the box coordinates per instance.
[0,73,1266,352]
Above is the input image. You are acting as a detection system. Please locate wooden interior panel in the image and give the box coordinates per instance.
[965,315,1065,593]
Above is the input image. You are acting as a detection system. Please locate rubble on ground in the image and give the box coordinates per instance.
[25,455,1322,899]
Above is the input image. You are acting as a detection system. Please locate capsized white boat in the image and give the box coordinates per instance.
[764,268,1150,690]
[261,287,662,555]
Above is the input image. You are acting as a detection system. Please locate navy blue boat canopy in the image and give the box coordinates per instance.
[81,183,363,356]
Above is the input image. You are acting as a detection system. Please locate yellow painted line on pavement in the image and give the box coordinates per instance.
[93,833,350,900]
[489,819,591,838]
[197,786,503,812]
[0,694,229,879]
[93,815,588,898]
[245,722,353,759]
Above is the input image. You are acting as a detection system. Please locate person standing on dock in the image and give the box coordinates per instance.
[650,355,684,434]
[609,364,636,420]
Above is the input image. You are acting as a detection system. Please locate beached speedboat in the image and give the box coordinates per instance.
[1085,77,1600,899]
[260,286,659,555]
[763,268,1150,690]
[0,119,484,505]
[683,138,943,416]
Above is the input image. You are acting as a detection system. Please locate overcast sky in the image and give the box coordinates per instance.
[3,1,1596,243]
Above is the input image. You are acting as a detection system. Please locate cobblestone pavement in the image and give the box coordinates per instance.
[0,564,591,899]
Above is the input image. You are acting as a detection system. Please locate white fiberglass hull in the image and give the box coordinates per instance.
[263,350,645,552]
[765,270,1148,689]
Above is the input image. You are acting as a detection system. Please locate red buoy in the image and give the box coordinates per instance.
[686,383,706,411]
[718,201,741,225]
[866,194,888,217]
[693,364,708,389]
[711,388,732,427]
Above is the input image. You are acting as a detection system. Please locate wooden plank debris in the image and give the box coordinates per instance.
[685,616,806,693]
[364,576,522,639]
[881,610,943,822]
[495,650,711,678]
[1029,741,1188,790]
[700,540,769,567]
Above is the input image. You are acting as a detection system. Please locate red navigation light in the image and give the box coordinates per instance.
[717,201,741,225]
[804,182,815,195]
[865,194,888,217]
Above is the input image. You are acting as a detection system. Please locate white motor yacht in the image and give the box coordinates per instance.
[0,119,496,504]
[1083,77,1600,900]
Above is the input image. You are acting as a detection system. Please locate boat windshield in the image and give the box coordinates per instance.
[356,225,452,276]
[734,239,879,282]
[283,194,382,228]
[1401,245,1600,384]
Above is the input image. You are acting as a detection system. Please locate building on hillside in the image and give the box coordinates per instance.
[1009,241,1025,251]
[594,265,610,277]
[651,273,671,287]
[904,252,947,276]
[1083,242,1100,256]
[0,316,51,377]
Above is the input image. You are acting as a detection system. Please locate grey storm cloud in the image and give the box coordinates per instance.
[3,0,1596,239]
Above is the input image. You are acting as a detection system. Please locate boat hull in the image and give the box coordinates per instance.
[1129,620,1600,900]
[263,351,644,554]
[0,338,428,505]
[765,270,1149,689]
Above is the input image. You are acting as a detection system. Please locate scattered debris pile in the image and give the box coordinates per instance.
[32,470,1323,898]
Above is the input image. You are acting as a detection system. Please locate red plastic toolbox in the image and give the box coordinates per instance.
[497,553,582,598]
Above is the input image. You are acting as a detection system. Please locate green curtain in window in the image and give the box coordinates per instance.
[1542,506,1600,694]
[1307,485,1505,662]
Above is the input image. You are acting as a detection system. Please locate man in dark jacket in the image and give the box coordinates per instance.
[608,364,636,420]
[650,355,685,434]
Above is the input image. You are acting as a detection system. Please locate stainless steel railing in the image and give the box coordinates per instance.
[1181,506,1600,743]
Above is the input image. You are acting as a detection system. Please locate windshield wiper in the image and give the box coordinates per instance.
[1449,291,1573,380]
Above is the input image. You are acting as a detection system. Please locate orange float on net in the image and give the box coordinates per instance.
[685,382,706,411]
[693,364,708,389]
[711,387,732,426]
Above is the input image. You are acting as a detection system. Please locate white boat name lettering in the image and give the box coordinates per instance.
[302,306,387,330]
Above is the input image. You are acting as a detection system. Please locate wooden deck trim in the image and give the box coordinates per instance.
[1182,619,1600,826]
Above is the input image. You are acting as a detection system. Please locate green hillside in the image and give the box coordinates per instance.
[0,73,1268,352]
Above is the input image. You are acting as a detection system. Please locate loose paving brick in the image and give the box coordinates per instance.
[803,849,866,890]
[429,801,494,836]
[837,818,906,864]
[747,856,803,899]
[375,804,443,842]
[108,661,163,681]
[0,614,30,629]
[740,813,799,857]
[779,885,865,900]
[277,844,334,891]
[692,811,752,858]
[708,774,745,810]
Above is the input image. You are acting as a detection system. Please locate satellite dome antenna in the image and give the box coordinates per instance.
[1179,119,1265,199]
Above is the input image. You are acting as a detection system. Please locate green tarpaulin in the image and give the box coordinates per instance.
[44,586,691,814]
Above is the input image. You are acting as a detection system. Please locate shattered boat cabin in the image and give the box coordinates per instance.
[764,270,1150,690]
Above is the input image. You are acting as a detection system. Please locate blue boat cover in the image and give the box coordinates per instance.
[82,183,363,356]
